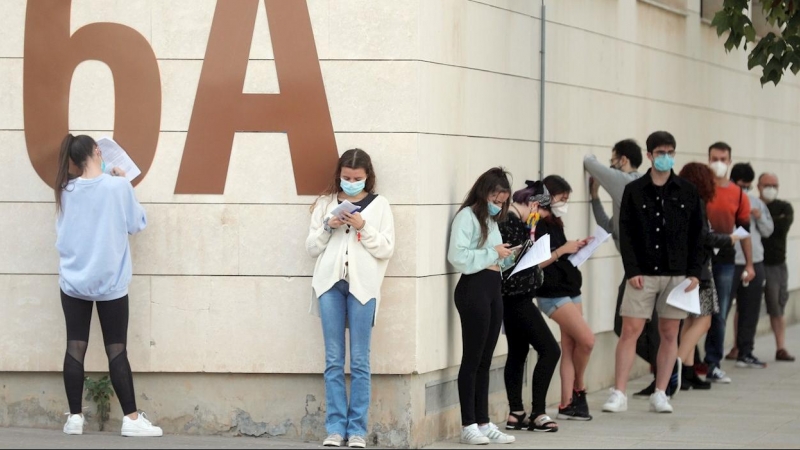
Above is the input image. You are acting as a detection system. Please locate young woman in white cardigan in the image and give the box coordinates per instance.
[306,149,395,449]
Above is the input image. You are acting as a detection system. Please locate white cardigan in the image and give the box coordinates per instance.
[306,193,395,323]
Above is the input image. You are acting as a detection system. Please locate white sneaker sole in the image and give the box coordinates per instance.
[735,362,767,369]
[602,404,627,413]
[63,428,83,435]
[121,429,163,437]
[459,438,490,445]
[649,405,674,413]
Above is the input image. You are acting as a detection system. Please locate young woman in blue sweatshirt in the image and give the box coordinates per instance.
[447,167,516,446]
[55,134,161,437]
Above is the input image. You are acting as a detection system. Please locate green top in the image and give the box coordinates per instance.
[447,207,514,275]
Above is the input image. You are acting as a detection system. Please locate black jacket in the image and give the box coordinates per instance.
[700,202,733,281]
[619,170,704,280]
[535,218,582,298]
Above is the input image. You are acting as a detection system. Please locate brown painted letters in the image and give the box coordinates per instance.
[174,0,338,195]
[24,0,338,196]
[24,0,161,188]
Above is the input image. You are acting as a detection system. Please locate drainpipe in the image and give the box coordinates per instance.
[539,0,546,181]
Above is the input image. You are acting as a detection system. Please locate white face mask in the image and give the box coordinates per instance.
[709,161,729,178]
[762,187,778,202]
[550,202,569,218]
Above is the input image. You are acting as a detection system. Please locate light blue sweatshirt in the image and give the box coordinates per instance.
[56,174,147,301]
[447,207,514,275]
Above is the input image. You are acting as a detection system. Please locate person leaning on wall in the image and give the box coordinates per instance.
[498,180,561,433]
[305,149,395,449]
[447,167,517,446]
[55,134,162,438]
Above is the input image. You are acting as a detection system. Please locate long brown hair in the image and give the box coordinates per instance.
[679,162,716,203]
[541,174,572,229]
[458,167,511,246]
[55,134,96,213]
[311,148,376,210]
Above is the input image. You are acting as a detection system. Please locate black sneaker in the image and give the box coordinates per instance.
[736,354,767,369]
[557,403,592,421]
[573,390,592,420]
[633,380,656,398]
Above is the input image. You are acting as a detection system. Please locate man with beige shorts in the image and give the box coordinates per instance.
[603,131,704,414]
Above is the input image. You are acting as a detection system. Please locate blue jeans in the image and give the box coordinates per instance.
[318,280,376,438]
[704,263,735,366]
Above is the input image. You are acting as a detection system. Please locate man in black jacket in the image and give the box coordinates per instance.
[603,131,704,415]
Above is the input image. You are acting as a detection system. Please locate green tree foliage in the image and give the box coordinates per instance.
[712,0,800,85]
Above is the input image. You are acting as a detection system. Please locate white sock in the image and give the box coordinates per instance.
[478,424,491,433]
[463,423,480,433]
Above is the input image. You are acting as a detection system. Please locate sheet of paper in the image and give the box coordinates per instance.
[510,234,551,277]
[331,200,361,219]
[665,278,701,315]
[96,137,141,182]
[568,225,612,268]
[732,226,750,238]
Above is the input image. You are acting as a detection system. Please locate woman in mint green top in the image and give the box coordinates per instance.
[447,167,517,445]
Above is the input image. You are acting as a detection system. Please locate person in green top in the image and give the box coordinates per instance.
[447,167,517,446]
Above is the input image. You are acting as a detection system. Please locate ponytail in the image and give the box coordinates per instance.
[54,134,97,213]
[54,134,74,213]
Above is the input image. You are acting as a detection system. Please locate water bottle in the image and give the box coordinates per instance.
[741,270,750,288]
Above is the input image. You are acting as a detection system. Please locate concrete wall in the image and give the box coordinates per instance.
[1,0,799,447]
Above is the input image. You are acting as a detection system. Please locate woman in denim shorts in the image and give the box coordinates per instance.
[535,175,595,422]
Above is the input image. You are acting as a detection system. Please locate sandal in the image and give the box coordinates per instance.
[505,411,529,430]
[776,349,796,362]
[528,414,558,433]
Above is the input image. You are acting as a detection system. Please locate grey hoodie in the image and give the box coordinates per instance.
[583,154,642,252]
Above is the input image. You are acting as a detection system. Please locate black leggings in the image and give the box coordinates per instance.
[454,270,503,426]
[61,290,137,415]
[503,294,561,417]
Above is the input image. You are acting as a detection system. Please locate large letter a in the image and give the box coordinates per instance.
[175,0,338,195]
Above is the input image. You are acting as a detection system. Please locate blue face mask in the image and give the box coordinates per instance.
[340,178,366,196]
[101,159,106,173]
[487,202,502,216]
[653,154,675,172]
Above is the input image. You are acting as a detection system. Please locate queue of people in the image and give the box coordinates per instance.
[52,131,793,448]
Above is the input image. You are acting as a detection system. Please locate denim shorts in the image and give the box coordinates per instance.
[537,295,582,317]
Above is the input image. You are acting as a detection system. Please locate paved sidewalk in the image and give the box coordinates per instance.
[427,324,800,449]
[2,326,800,449]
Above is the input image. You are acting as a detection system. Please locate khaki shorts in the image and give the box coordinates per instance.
[620,275,688,320]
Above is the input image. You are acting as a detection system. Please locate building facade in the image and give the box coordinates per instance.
[1,0,798,447]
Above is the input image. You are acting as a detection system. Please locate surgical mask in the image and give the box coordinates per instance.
[762,187,778,202]
[340,178,366,196]
[653,154,675,172]
[550,202,568,218]
[710,161,728,178]
[487,202,502,216]
[101,159,106,173]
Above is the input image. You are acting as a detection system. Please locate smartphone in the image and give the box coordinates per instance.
[509,244,522,252]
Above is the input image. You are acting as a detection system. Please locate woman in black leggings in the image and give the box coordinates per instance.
[55,134,161,437]
[447,168,517,446]
[499,181,561,432]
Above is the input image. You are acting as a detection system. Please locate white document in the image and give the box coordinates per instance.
[732,226,750,238]
[568,225,612,268]
[510,234,552,277]
[96,137,142,182]
[666,278,701,315]
[331,200,361,219]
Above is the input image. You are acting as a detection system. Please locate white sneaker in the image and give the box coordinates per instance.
[63,413,84,435]
[121,412,163,437]
[460,424,490,445]
[602,389,628,412]
[707,366,732,383]
[323,434,345,447]
[348,436,367,448]
[649,389,674,413]
[479,423,515,444]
